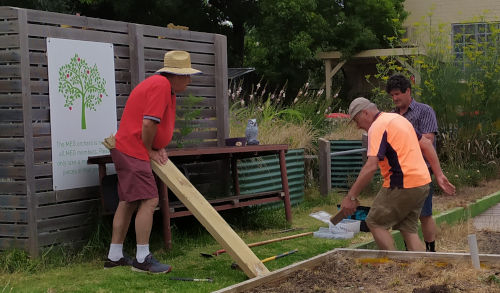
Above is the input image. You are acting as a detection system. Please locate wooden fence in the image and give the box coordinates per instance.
[0,6,228,256]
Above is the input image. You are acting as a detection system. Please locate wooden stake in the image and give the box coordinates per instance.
[151,160,270,278]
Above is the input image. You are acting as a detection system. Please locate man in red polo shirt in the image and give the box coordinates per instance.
[104,51,201,273]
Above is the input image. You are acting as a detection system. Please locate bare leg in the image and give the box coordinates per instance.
[367,223,396,250]
[420,215,436,242]
[111,201,138,244]
[135,197,159,245]
[400,231,425,251]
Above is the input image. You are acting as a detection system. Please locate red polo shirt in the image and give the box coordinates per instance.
[115,74,176,161]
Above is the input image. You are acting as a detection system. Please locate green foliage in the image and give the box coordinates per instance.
[244,0,407,94]
[58,54,107,129]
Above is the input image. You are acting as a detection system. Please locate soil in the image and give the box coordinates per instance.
[245,254,500,293]
[244,179,500,293]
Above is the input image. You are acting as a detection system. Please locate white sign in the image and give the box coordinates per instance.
[47,38,117,190]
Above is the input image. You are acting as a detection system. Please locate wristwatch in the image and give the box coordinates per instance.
[347,196,357,201]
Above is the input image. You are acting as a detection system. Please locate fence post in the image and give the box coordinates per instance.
[319,138,331,196]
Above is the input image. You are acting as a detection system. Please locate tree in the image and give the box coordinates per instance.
[244,0,407,96]
[58,54,107,129]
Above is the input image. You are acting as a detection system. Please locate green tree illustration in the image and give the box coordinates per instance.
[58,54,107,129]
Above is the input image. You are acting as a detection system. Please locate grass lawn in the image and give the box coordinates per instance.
[2,177,500,293]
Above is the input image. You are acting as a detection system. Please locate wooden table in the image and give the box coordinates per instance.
[87,144,292,249]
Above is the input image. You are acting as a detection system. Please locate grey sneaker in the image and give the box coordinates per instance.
[104,255,133,268]
[132,254,172,274]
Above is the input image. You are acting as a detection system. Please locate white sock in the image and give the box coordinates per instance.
[136,244,150,263]
[107,243,124,261]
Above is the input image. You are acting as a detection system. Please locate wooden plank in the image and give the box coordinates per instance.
[0,109,22,122]
[0,80,21,93]
[33,163,52,177]
[0,238,28,250]
[176,108,216,119]
[177,96,216,107]
[113,45,130,58]
[143,37,215,54]
[0,208,27,222]
[0,123,24,136]
[0,223,28,237]
[214,34,228,146]
[152,160,269,278]
[0,166,25,179]
[0,49,21,62]
[0,34,19,48]
[34,150,51,163]
[172,130,217,141]
[128,23,145,88]
[143,49,215,65]
[32,122,51,135]
[19,8,39,256]
[0,181,27,194]
[37,199,98,219]
[0,6,18,19]
[0,64,21,77]
[38,213,93,233]
[26,9,129,33]
[0,151,25,165]
[38,225,92,246]
[0,195,27,208]
[144,61,214,75]
[175,119,217,129]
[35,177,52,192]
[0,94,23,107]
[27,23,130,45]
[29,51,46,64]
[33,136,51,149]
[37,186,99,205]
[0,20,18,33]
[0,137,24,150]
[142,24,214,43]
[317,48,425,60]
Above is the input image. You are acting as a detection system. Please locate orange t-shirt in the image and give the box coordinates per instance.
[115,74,176,161]
[367,112,431,188]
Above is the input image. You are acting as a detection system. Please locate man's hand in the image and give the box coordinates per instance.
[436,174,456,195]
[340,196,359,217]
[149,148,168,165]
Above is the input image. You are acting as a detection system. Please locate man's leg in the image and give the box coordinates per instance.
[134,197,159,263]
[107,201,138,264]
[367,223,396,250]
[401,230,426,251]
[420,185,436,251]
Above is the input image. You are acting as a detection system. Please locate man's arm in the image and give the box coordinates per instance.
[340,156,379,216]
[142,119,167,165]
[419,136,455,195]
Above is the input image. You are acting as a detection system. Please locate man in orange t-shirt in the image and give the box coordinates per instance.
[104,51,201,273]
[340,97,455,251]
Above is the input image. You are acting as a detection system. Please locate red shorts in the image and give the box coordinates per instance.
[111,148,158,202]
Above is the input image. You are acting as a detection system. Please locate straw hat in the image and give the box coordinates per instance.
[156,50,202,75]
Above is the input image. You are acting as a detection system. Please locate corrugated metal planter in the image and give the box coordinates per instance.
[236,148,305,207]
[330,140,364,189]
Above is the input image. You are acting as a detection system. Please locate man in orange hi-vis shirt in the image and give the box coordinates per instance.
[340,97,455,251]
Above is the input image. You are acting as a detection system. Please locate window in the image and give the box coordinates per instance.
[452,22,500,69]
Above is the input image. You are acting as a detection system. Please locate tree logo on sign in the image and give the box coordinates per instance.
[58,54,107,129]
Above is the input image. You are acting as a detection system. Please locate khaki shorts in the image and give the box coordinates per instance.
[365,184,430,233]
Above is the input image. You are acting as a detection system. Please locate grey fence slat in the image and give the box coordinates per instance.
[144,49,214,65]
[142,25,214,43]
[0,80,21,93]
[0,20,18,33]
[0,94,22,107]
[142,37,215,54]
[32,123,50,135]
[0,123,23,136]
[37,213,93,233]
[0,64,21,77]
[0,238,28,250]
[0,195,27,208]
[29,51,45,64]
[113,45,130,57]
[176,96,216,107]
[37,199,98,219]
[0,137,24,149]
[175,119,217,129]
[34,150,51,163]
[0,6,18,18]
[0,209,27,222]
[0,152,25,165]
[38,225,92,247]
[33,164,52,177]
[35,177,52,192]
[0,34,19,48]
[0,223,28,237]
[28,24,129,45]
[37,186,99,205]
[176,108,216,118]
[0,166,25,179]
[33,136,51,149]
[0,49,21,62]
[183,86,216,97]
[0,109,22,122]
[26,9,129,33]
[172,130,217,141]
